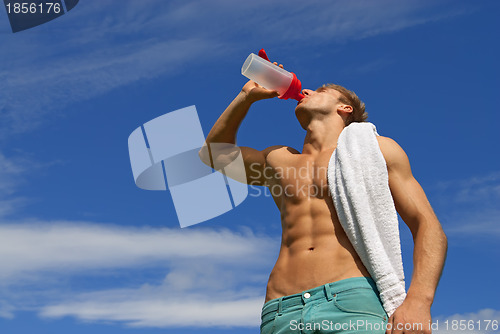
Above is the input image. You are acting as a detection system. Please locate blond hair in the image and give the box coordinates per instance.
[322,83,367,126]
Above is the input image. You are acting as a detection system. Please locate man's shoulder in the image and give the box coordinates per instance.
[376,136,410,169]
[376,135,398,149]
[263,145,300,156]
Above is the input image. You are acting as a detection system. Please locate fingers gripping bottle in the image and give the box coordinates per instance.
[241,49,305,101]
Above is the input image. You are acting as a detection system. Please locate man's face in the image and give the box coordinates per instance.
[294,87,343,128]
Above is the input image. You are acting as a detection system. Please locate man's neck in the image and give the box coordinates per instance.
[302,117,345,155]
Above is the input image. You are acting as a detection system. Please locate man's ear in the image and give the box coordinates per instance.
[337,104,353,115]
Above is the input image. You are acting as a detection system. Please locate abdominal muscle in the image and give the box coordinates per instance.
[264,193,371,304]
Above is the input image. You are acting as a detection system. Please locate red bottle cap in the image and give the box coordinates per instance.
[258,49,305,102]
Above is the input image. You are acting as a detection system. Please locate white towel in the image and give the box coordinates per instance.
[327,122,406,317]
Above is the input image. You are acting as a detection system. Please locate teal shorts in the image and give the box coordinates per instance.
[260,277,389,334]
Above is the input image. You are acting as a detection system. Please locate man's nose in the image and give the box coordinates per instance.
[302,89,313,96]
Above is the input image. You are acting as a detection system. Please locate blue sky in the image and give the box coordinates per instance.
[0,0,499,333]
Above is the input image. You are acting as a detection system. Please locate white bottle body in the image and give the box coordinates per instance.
[241,53,293,96]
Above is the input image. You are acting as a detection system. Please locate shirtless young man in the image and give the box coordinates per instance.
[199,65,447,333]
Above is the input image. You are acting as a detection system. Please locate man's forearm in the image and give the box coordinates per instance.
[205,91,253,144]
[199,81,277,168]
[406,221,448,305]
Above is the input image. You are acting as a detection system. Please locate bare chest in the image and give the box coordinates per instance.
[265,148,335,200]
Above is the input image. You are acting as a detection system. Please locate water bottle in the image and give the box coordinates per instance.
[241,50,304,101]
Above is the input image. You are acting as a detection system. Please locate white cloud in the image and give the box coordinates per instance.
[0,37,222,136]
[0,151,46,218]
[36,258,269,328]
[429,171,500,238]
[434,171,500,203]
[433,309,500,333]
[0,222,278,328]
[0,301,15,320]
[40,295,264,328]
[0,152,29,196]
[0,222,276,280]
[0,198,26,218]
[443,209,500,237]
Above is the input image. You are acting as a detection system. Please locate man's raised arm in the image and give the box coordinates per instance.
[198,80,281,186]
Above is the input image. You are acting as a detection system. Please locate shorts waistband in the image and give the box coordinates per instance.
[261,276,378,317]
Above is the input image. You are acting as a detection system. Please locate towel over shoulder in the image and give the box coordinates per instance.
[327,122,406,317]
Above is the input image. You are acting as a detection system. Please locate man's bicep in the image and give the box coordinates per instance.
[239,146,267,185]
[198,143,280,186]
[239,145,285,186]
[379,137,437,235]
[389,172,437,236]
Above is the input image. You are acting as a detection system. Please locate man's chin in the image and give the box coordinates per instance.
[295,103,306,115]
[295,110,309,130]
